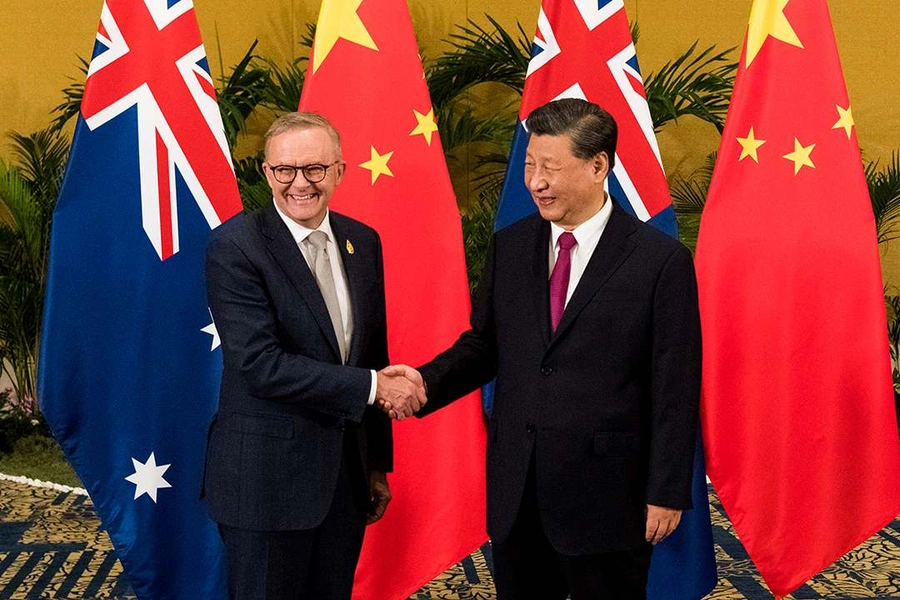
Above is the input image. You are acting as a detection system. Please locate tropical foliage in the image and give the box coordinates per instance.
[0,15,897,416]
[0,129,69,412]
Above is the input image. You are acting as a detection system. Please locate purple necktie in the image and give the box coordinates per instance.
[549,232,577,331]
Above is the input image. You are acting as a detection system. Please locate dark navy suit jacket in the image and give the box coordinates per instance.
[419,204,701,555]
[202,203,392,531]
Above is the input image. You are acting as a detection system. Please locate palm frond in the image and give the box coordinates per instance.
[668,152,717,251]
[234,154,271,212]
[866,151,900,244]
[263,58,306,113]
[669,151,716,213]
[644,43,737,132]
[0,160,45,404]
[50,57,90,133]
[216,40,270,148]
[436,104,515,154]
[461,188,499,294]
[426,16,531,111]
[7,129,69,217]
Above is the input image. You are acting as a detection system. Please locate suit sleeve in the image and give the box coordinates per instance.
[206,230,371,422]
[417,237,499,416]
[646,244,702,509]
[363,234,392,472]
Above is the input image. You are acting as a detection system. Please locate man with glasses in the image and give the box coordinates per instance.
[202,112,425,599]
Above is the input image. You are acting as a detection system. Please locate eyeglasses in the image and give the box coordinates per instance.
[266,161,341,184]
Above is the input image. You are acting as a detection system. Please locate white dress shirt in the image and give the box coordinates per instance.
[274,202,377,404]
[548,197,614,308]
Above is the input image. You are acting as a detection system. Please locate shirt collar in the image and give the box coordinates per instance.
[273,199,335,246]
[549,195,613,249]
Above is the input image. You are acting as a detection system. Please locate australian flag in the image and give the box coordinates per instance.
[494,0,717,597]
[39,0,242,597]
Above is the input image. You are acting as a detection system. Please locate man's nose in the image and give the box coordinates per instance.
[528,171,548,192]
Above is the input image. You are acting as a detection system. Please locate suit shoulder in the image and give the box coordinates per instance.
[209,211,252,245]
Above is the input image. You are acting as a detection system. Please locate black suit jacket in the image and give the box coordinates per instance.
[419,204,701,555]
[202,203,392,531]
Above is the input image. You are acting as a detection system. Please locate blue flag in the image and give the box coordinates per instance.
[494,0,717,597]
[39,1,243,597]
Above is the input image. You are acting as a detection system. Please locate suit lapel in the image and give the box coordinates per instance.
[549,204,637,347]
[259,203,342,363]
[329,214,364,366]
[529,217,552,347]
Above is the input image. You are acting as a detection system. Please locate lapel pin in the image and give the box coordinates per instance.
[346,239,355,255]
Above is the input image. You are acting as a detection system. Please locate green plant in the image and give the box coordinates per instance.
[865,151,900,244]
[214,40,271,149]
[0,129,69,411]
[669,152,717,251]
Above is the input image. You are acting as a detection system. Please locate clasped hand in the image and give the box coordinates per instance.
[375,365,426,420]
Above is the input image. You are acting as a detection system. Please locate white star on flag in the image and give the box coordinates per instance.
[201,308,220,350]
[125,452,172,503]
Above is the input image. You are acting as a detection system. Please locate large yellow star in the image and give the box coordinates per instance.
[745,0,804,68]
[410,109,440,146]
[360,146,394,184]
[782,138,816,175]
[832,104,855,139]
[312,0,378,73]
[736,126,767,163]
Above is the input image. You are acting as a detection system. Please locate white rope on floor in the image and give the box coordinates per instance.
[0,472,87,496]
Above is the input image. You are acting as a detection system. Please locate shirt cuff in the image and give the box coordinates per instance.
[367,370,377,405]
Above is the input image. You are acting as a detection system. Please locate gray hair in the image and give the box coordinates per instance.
[526,99,617,170]
[264,112,342,158]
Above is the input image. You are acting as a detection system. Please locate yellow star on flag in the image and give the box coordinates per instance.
[312,0,378,73]
[782,138,816,175]
[832,104,855,139]
[737,127,767,163]
[745,0,804,68]
[360,146,394,184]
[410,109,440,146]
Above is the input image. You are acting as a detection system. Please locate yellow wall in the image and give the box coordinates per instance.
[2,0,899,276]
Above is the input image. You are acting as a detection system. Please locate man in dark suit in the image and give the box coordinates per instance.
[384,99,701,599]
[203,112,425,600]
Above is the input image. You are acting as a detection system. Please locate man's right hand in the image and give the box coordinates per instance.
[375,365,427,420]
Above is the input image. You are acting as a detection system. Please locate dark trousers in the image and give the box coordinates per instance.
[219,434,368,600]
[492,460,653,600]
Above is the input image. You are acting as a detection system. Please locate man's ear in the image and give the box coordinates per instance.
[592,151,610,181]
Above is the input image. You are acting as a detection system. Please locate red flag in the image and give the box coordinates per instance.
[299,0,488,597]
[695,0,900,595]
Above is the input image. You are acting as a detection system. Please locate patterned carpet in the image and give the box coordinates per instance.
[0,479,898,599]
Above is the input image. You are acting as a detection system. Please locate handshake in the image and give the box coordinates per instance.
[375,365,427,420]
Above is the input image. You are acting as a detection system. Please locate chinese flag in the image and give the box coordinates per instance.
[695,0,900,596]
[299,0,488,598]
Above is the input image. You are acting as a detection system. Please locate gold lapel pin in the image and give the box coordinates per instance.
[346,239,355,255]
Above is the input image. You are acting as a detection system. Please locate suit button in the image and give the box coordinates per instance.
[526,424,535,433]
[541,366,553,375]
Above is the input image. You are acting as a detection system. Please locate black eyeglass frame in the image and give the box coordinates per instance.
[265,161,342,184]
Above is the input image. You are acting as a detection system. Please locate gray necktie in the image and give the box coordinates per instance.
[304,231,347,363]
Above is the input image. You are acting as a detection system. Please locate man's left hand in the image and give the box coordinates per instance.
[645,504,682,544]
[367,471,391,525]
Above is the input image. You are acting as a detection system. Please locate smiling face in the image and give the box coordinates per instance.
[263,126,345,229]
[524,133,609,230]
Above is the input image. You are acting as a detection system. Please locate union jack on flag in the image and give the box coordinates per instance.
[496,0,676,235]
[81,0,241,260]
[40,0,240,596]
[493,1,717,598]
